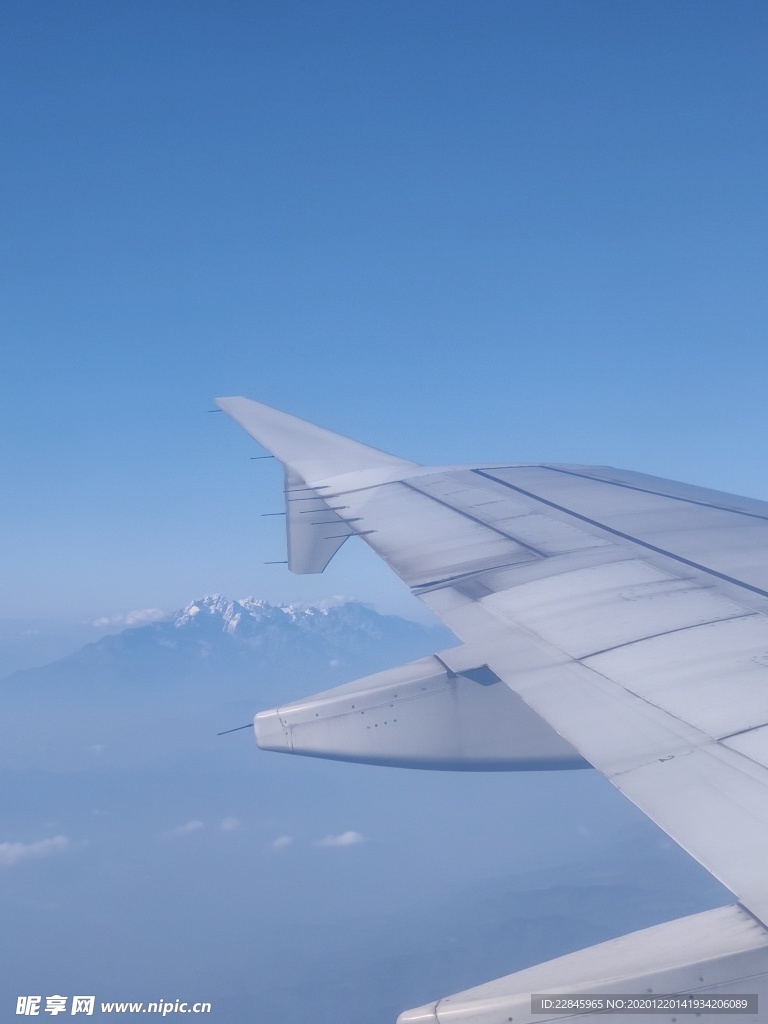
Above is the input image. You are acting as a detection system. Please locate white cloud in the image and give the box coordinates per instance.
[124,608,166,626]
[271,835,293,850]
[312,831,366,848]
[220,817,240,832]
[92,608,166,629]
[169,820,204,836]
[309,595,351,610]
[0,835,70,867]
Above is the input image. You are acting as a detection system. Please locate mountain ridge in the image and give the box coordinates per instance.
[1,594,454,693]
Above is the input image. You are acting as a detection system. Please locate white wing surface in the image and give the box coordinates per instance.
[217,397,768,1023]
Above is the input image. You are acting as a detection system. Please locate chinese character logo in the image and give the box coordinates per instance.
[16,997,41,1016]
[70,998,95,1017]
[44,996,67,1016]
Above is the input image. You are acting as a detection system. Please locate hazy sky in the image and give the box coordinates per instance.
[3,0,768,627]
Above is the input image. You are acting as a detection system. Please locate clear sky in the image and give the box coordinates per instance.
[3,0,768,631]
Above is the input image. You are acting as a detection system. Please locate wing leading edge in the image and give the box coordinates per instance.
[216,396,768,1022]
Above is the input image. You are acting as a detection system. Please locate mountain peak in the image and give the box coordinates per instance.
[3,593,453,692]
[173,594,345,635]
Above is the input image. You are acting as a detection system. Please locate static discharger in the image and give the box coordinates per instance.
[310,518,361,525]
[216,724,253,737]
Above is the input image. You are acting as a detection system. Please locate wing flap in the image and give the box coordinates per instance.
[583,614,768,738]
[482,558,751,660]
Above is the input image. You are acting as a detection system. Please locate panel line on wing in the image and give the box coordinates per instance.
[718,722,768,742]
[541,465,768,523]
[411,560,545,591]
[399,480,549,558]
[475,469,768,601]
[576,612,760,661]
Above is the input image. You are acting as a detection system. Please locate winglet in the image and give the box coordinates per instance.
[215,396,417,574]
[215,397,415,485]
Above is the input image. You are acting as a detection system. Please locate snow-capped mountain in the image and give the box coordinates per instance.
[172,593,427,643]
[174,593,345,632]
[2,595,453,694]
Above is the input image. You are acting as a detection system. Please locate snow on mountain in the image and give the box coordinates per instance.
[167,593,446,649]
[173,593,361,634]
[1,595,454,694]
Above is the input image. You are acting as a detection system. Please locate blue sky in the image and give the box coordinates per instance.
[0,6,761,1017]
[3,0,768,633]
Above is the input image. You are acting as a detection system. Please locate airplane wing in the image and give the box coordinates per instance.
[216,396,768,1023]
